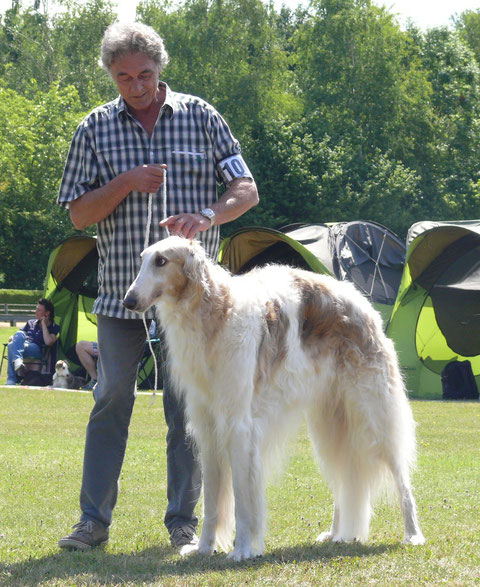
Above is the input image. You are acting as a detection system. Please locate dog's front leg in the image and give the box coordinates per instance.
[227,419,265,561]
[197,441,223,555]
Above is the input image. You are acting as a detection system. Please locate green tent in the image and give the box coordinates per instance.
[43,235,159,388]
[43,235,98,372]
[386,220,480,399]
[219,220,406,325]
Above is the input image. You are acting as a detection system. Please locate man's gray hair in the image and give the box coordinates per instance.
[99,22,169,73]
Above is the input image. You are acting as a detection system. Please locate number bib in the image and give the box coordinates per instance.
[218,154,253,184]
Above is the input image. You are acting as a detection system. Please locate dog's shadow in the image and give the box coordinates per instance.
[1,541,402,585]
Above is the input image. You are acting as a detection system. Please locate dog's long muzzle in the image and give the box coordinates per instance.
[123,292,141,312]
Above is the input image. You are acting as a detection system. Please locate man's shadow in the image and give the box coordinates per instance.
[1,541,401,585]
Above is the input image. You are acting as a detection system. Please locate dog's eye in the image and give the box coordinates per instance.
[155,254,167,267]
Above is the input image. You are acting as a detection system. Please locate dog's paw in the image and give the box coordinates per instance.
[226,544,265,561]
[316,531,333,543]
[227,548,254,562]
[404,533,425,546]
[196,542,215,556]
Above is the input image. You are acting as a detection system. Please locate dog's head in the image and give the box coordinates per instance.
[123,236,210,313]
[55,360,70,376]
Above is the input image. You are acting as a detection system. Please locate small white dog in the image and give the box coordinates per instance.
[52,360,86,390]
[124,236,425,560]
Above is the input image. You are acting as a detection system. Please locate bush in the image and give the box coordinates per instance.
[0,289,43,304]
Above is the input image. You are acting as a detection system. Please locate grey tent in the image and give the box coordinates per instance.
[219,220,406,324]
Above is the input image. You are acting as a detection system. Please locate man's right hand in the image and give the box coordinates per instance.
[69,164,168,230]
[126,164,166,194]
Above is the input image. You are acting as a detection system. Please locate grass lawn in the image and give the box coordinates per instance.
[0,384,479,586]
[0,325,19,384]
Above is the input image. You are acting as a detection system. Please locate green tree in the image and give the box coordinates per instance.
[0,82,86,288]
[0,1,57,94]
[285,0,431,235]
[50,0,117,107]
[137,0,301,140]
[417,27,480,220]
[0,0,117,108]
[454,8,480,65]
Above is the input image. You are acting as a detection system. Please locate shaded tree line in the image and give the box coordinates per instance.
[1,0,479,288]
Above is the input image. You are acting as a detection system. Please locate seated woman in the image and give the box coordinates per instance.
[6,298,59,385]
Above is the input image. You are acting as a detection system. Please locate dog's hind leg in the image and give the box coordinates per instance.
[334,461,372,542]
[388,460,425,545]
[307,401,372,543]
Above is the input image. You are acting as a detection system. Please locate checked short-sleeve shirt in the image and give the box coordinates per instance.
[58,83,249,319]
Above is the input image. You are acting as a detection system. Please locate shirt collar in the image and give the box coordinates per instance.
[117,82,176,120]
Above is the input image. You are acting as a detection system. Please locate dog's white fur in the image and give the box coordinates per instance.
[124,236,425,560]
[52,360,85,390]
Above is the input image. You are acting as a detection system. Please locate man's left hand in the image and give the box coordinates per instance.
[159,213,211,240]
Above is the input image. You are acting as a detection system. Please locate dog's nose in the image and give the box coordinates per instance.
[123,294,138,311]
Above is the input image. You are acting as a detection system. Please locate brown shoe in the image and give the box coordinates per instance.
[58,520,109,551]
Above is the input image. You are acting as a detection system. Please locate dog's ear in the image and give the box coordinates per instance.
[183,242,211,296]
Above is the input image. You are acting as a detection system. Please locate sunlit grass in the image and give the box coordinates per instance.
[1,387,479,585]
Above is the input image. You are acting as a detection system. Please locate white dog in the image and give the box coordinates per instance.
[124,236,424,560]
[52,360,86,390]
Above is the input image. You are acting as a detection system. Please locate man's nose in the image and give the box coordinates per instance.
[131,78,143,92]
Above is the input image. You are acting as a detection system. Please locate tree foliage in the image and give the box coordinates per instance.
[0,81,85,288]
[0,0,479,288]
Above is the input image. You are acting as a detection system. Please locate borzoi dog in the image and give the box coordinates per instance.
[124,236,424,560]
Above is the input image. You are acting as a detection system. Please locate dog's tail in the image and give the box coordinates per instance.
[306,337,418,542]
[383,335,417,475]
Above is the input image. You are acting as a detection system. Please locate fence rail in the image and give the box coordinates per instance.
[0,303,37,326]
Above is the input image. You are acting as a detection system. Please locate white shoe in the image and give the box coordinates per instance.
[14,358,25,375]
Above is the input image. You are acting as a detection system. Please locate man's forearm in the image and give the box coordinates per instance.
[69,174,132,230]
[210,178,259,226]
[69,164,166,230]
[159,177,259,239]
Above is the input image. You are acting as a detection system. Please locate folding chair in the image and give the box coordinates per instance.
[0,343,7,376]
[1,340,58,384]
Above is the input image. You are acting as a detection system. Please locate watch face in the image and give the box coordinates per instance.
[201,209,215,222]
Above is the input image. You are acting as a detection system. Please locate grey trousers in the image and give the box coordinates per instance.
[79,314,201,533]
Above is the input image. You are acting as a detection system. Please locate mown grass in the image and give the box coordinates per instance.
[0,326,18,384]
[0,385,479,586]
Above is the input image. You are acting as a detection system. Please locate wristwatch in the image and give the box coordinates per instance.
[200,208,215,227]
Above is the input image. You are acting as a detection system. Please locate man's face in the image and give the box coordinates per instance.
[110,52,160,113]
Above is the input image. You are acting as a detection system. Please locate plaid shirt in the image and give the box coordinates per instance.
[58,83,248,319]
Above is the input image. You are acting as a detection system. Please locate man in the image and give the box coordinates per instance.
[57,22,258,553]
[75,340,98,391]
[6,298,59,385]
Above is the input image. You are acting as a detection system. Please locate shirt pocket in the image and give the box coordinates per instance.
[169,147,213,191]
[171,148,210,173]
